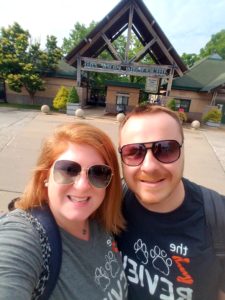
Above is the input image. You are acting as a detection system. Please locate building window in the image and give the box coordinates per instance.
[174,98,191,112]
[116,94,129,113]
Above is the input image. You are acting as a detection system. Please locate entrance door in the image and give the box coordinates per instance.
[88,88,106,106]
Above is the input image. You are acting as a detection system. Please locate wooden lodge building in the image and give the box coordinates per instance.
[65,0,187,113]
[2,0,225,123]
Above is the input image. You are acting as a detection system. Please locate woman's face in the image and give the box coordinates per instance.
[47,142,107,228]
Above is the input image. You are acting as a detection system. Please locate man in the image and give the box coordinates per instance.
[116,104,225,300]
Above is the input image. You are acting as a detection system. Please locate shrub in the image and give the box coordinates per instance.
[67,87,79,103]
[177,111,187,123]
[166,99,176,111]
[202,108,222,123]
[53,86,69,110]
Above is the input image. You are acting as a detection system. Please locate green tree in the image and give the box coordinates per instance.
[0,22,62,103]
[53,86,69,110]
[199,29,225,59]
[62,21,97,55]
[67,86,79,103]
[181,53,199,68]
[41,35,63,72]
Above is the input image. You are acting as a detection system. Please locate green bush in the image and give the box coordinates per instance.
[53,86,69,110]
[67,87,79,103]
[166,99,176,111]
[202,108,222,123]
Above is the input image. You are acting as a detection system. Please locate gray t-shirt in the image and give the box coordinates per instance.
[0,209,127,300]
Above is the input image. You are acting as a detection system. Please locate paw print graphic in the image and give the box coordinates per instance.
[134,239,149,264]
[150,245,172,276]
[105,251,120,278]
[95,267,110,291]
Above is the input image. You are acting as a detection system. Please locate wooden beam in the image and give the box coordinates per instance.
[125,4,134,62]
[133,2,183,77]
[129,37,157,63]
[76,56,81,87]
[101,33,122,61]
[67,3,130,65]
[166,67,174,97]
[210,91,217,106]
[81,56,172,77]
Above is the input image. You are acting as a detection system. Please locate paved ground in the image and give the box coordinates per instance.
[0,106,225,211]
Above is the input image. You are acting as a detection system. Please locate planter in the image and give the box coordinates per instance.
[66,103,81,116]
[206,121,221,127]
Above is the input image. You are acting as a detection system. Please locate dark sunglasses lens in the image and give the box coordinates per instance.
[121,144,146,166]
[88,165,112,188]
[153,140,181,163]
[53,160,81,184]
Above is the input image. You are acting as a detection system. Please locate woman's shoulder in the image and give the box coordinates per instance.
[0,208,42,240]
[1,208,32,224]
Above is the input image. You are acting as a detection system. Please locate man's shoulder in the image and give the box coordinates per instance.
[183,178,225,257]
[182,177,225,199]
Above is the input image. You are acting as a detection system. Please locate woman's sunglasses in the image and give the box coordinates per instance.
[52,160,113,188]
[119,139,183,166]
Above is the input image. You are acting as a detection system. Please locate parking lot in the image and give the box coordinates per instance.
[0,106,225,211]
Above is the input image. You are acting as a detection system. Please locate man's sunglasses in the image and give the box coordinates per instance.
[119,139,183,166]
[52,160,113,188]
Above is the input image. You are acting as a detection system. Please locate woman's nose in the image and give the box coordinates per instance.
[73,170,91,189]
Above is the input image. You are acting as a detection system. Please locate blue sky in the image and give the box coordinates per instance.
[1,0,225,55]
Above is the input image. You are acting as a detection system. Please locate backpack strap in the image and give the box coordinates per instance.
[201,186,225,258]
[30,205,62,299]
[122,178,128,197]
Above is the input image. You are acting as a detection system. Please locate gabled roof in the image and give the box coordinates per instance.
[65,0,187,76]
[172,55,225,92]
[46,59,77,79]
[55,59,77,78]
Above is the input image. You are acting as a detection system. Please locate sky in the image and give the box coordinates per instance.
[0,0,225,55]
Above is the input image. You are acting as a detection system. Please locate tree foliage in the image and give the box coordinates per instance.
[181,29,225,68]
[62,21,97,55]
[181,53,199,68]
[0,22,63,103]
[200,29,225,60]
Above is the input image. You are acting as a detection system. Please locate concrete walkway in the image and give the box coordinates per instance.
[0,106,225,211]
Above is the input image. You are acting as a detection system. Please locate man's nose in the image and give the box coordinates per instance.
[140,149,160,171]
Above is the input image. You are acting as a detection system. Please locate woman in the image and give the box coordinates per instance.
[0,122,127,300]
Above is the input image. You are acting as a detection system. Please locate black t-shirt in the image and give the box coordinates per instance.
[116,178,224,300]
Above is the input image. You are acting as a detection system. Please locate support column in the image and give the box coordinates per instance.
[76,56,81,87]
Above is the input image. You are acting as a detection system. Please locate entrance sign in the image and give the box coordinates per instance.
[81,57,172,78]
[145,77,159,93]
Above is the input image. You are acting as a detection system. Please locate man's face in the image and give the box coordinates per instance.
[119,112,184,212]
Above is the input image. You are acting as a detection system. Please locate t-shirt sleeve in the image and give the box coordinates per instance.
[0,212,43,300]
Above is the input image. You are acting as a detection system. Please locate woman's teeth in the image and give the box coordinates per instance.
[68,195,89,202]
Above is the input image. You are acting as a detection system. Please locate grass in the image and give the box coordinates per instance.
[0,102,42,110]
[0,102,59,112]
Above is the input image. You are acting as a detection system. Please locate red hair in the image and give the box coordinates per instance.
[16,122,125,234]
